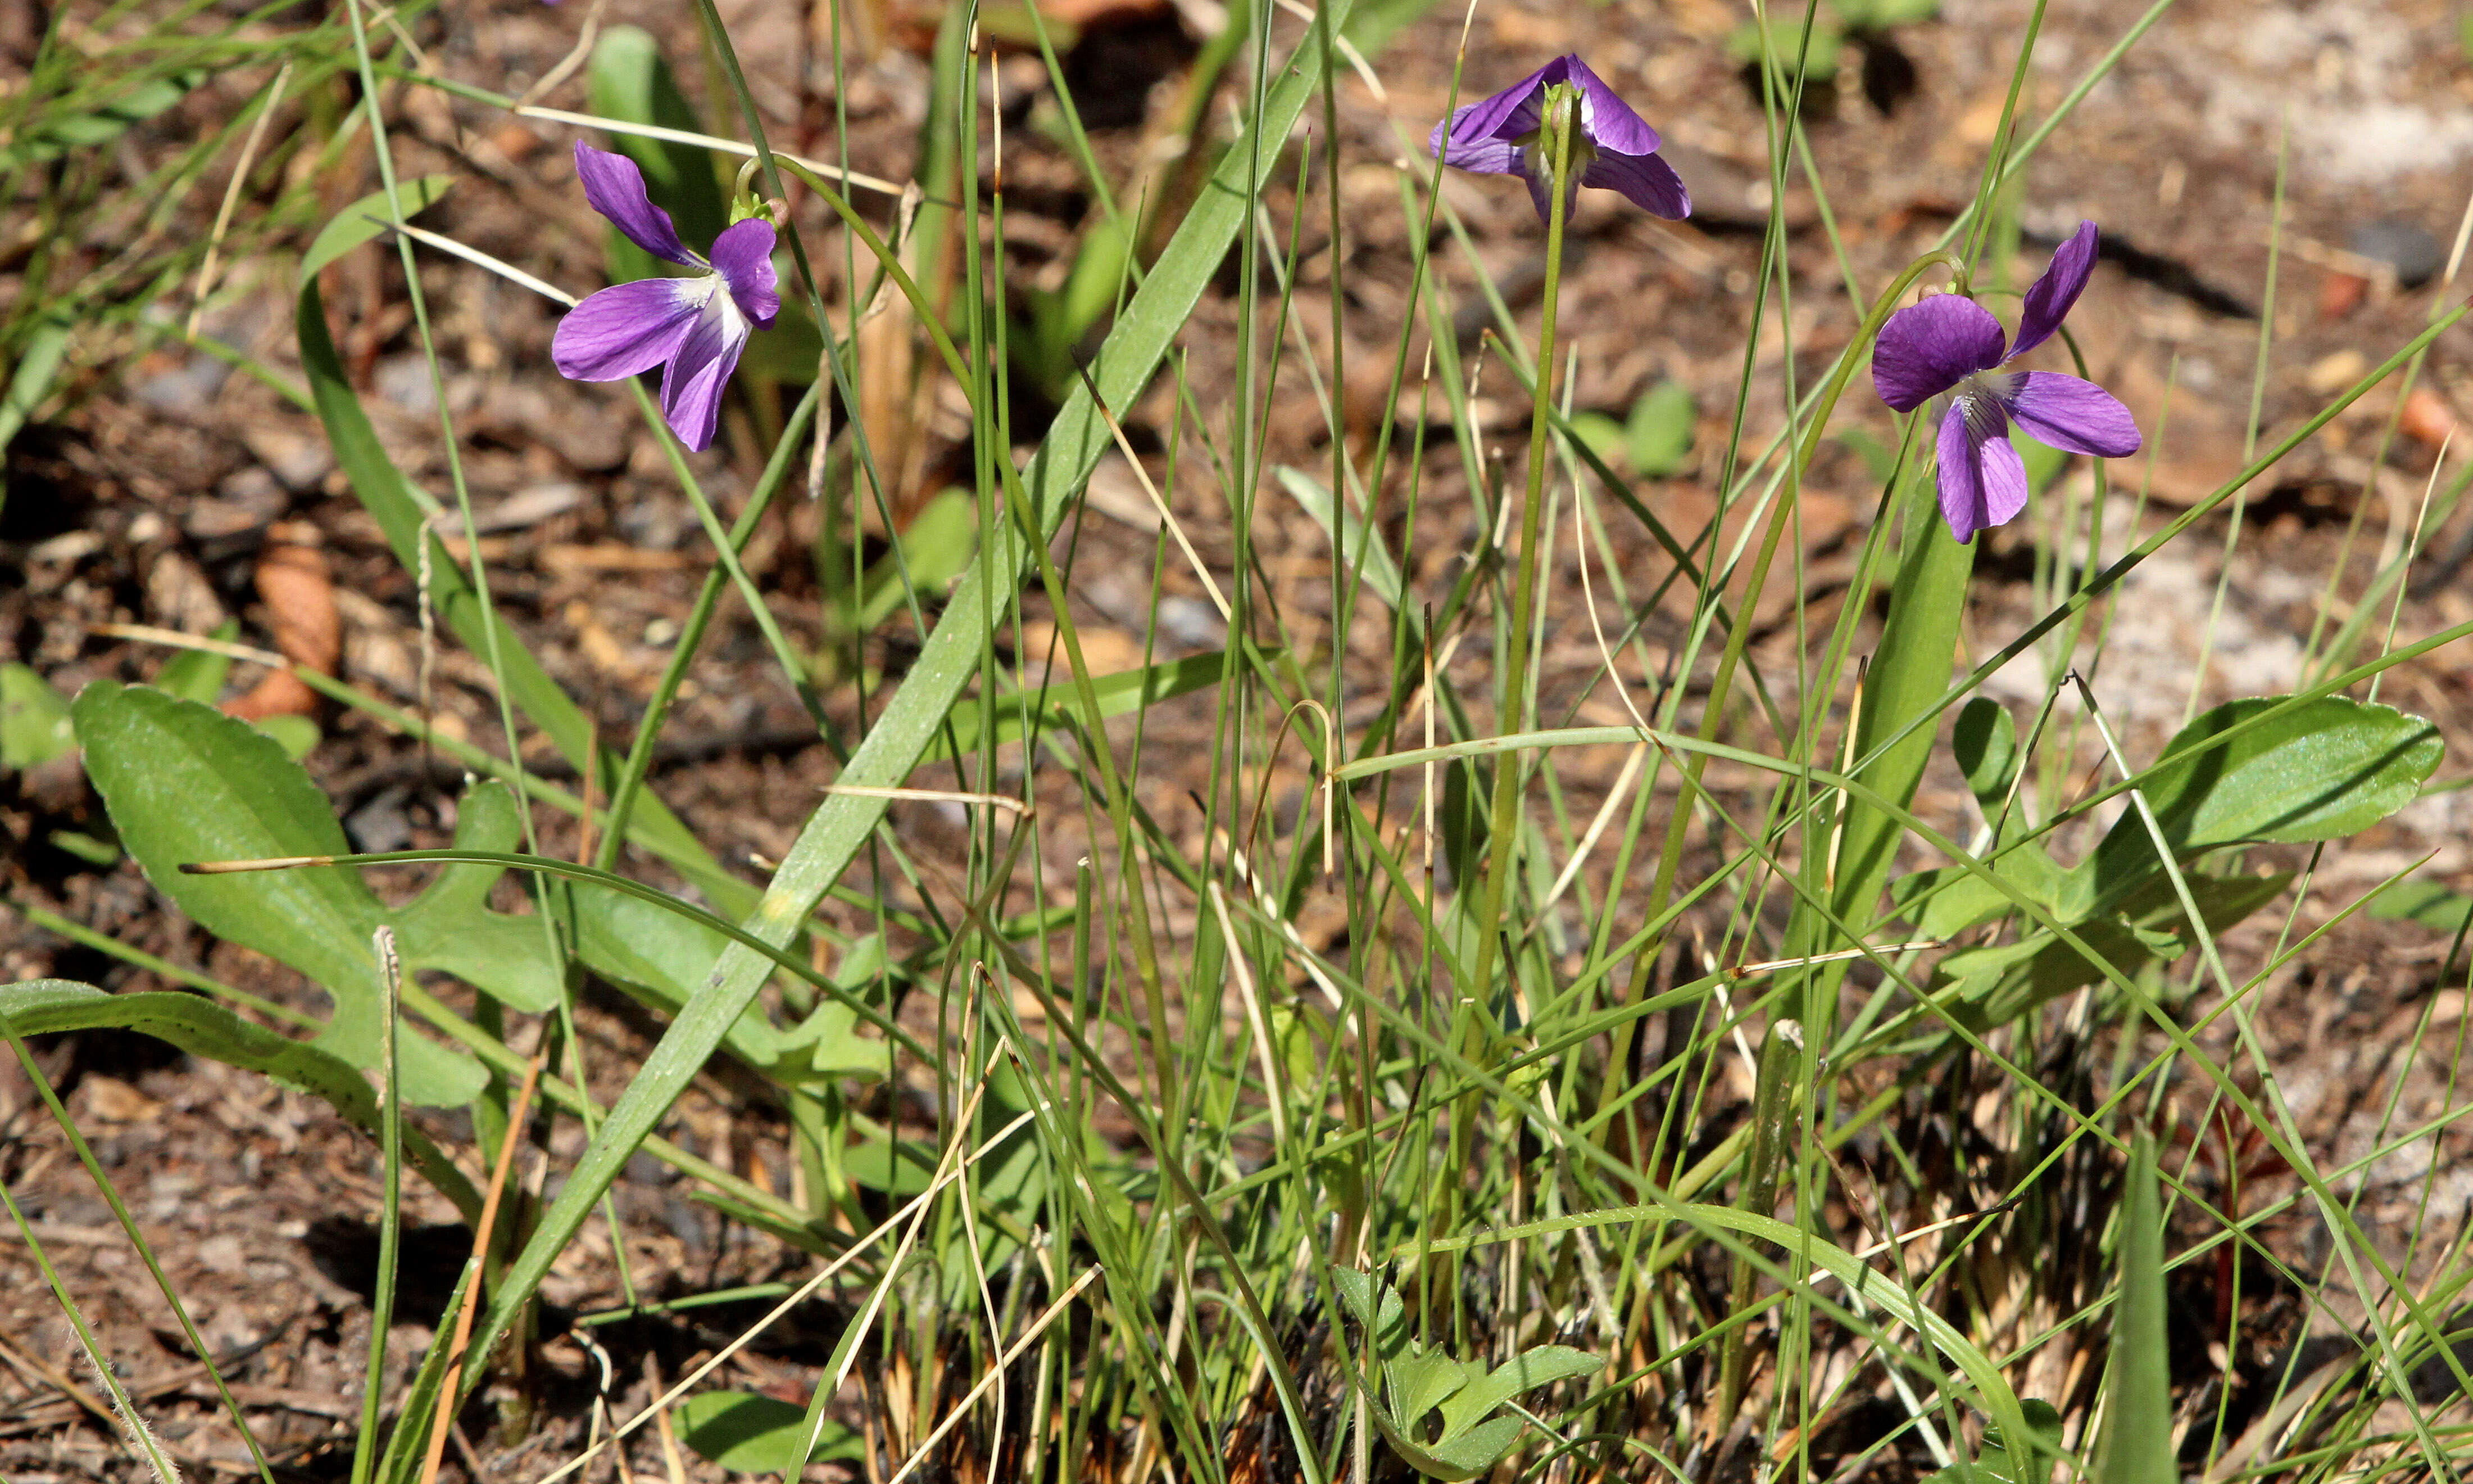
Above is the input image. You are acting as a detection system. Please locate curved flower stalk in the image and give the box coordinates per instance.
[551,142,781,452]
[1872,221,2141,543]
[1429,55,1690,223]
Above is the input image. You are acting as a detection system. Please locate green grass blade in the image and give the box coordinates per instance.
[2100,1133,2173,1484]
[443,15,1347,1415]
[293,279,753,917]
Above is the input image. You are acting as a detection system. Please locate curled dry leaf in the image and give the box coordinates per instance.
[224,521,341,720]
[2317,268,2368,321]
[2401,385,2460,450]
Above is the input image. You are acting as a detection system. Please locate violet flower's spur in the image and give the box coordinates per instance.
[1428,55,1690,224]
[1871,221,2141,543]
[552,142,781,452]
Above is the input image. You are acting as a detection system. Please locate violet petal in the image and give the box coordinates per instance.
[657,295,750,451]
[1564,53,1659,156]
[1872,294,2007,412]
[1428,117,1524,174]
[1580,149,1690,219]
[2008,220,2099,361]
[1935,399,2028,544]
[710,219,782,326]
[551,277,706,381]
[573,142,700,268]
[1521,162,1571,227]
[1446,56,1569,147]
[2003,371,2141,458]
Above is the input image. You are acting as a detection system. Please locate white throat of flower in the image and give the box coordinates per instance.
[687,270,747,338]
[1944,369,2021,439]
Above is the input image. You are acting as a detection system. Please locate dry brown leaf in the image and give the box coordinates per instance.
[2402,384,2460,448]
[225,521,340,720]
[2318,268,2369,321]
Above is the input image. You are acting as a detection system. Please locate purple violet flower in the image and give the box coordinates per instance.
[551,141,781,452]
[1428,55,1690,224]
[1872,221,2141,543]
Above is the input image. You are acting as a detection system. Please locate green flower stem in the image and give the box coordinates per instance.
[1463,88,1581,1040]
[1707,262,1981,1436]
[1603,248,1967,1113]
[595,382,822,872]
[1449,88,1581,1210]
[1717,1022,1801,1423]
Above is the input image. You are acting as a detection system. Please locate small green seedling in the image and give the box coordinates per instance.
[1569,377,1696,476]
[1333,1268,1601,1481]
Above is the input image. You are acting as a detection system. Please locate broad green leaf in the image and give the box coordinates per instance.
[0,981,480,1222]
[2085,696,2442,902]
[1828,491,1974,932]
[774,894,893,1081]
[1017,214,1136,400]
[1058,216,1135,351]
[1439,1345,1603,1435]
[1891,842,2070,940]
[1,312,72,459]
[937,1060,1050,1287]
[1341,0,1445,57]
[1952,697,2018,812]
[1566,411,1627,470]
[842,1130,938,1197]
[153,621,239,704]
[1950,872,2292,1031]
[1836,426,1902,484]
[1728,12,1843,72]
[396,914,561,1014]
[1,665,74,769]
[76,681,389,1041]
[856,488,979,630]
[403,778,525,919]
[1342,1271,1599,1480]
[0,69,207,170]
[2367,878,2473,934]
[675,1391,864,1472]
[2013,432,2070,494]
[932,648,1248,760]
[300,176,456,284]
[389,781,561,1013]
[1386,1350,1473,1433]
[1331,1267,1409,1363]
[72,682,485,1104]
[255,712,320,761]
[462,16,1353,1399]
[568,887,784,1067]
[1624,378,1696,476]
[1405,1417,1524,1480]
[1281,464,1405,612]
[2099,1135,2173,1484]
[1977,1399,2064,1484]
[775,997,883,1079]
[1834,0,1939,28]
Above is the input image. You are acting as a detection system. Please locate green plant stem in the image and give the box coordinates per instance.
[351,931,403,1484]
[595,382,822,872]
[1460,87,1578,1087]
[1602,248,1964,1118]
[1717,1023,1800,1424]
